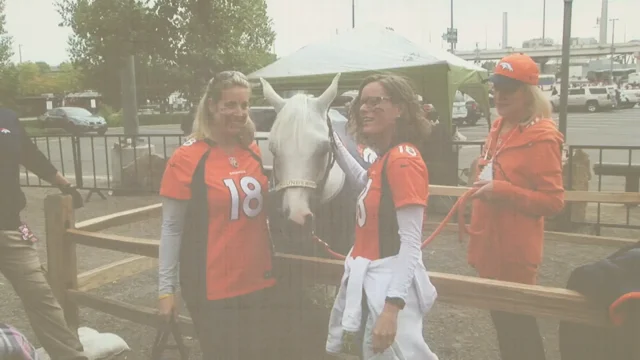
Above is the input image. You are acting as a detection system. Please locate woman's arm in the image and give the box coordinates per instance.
[158,197,189,296]
[385,205,424,301]
[332,131,368,191]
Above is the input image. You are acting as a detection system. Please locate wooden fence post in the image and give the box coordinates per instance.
[44,194,79,331]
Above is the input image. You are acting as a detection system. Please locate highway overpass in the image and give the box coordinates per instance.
[456,42,640,61]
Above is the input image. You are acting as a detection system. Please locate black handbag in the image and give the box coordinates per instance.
[150,317,189,360]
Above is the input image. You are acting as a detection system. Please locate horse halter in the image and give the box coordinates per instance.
[270,113,337,201]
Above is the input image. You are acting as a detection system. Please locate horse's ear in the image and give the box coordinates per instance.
[260,78,285,113]
[315,73,341,112]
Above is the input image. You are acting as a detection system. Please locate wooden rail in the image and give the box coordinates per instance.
[42,186,640,355]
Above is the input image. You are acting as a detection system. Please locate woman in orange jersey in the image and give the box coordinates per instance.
[468,53,565,360]
[326,74,439,359]
[157,71,278,359]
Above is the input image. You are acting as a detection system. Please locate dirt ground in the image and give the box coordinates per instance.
[2,187,639,360]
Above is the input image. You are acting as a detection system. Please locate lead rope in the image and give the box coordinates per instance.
[311,186,486,261]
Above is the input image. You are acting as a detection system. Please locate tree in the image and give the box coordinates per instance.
[9,61,83,97]
[0,64,19,108]
[0,0,13,65]
[159,0,277,100]
[56,0,277,107]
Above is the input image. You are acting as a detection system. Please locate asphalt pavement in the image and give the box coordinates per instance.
[21,107,640,193]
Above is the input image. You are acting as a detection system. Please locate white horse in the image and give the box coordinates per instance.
[260,73,363,257]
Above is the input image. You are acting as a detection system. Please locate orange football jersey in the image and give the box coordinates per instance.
[351,143,429,260]
[160,139,275,300]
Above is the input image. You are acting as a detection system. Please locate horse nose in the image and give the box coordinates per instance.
[289,208,313,226]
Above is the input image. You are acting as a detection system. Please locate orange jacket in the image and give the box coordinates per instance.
[467,117,565,279]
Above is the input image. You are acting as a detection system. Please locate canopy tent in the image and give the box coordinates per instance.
[248,25,491,133]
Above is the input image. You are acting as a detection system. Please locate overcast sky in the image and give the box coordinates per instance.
[4,0,640,65]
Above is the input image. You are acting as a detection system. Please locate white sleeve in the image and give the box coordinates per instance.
[332,131,368,191]
[386,205,424,301]
[158,196,189,296]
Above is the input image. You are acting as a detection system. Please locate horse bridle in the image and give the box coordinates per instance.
[270,113,336,202]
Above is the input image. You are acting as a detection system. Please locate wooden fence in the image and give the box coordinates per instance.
[43,185,640,354]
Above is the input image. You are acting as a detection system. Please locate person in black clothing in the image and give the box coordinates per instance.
[0,108,86,360]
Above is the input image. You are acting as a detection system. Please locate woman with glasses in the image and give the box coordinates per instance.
[326,74,439,359]
[157,71,279,359]
[468,53,565,360]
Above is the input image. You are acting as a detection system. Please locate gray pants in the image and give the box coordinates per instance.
[0,230,87,360]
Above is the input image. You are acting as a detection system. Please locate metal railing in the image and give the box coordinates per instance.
[566,145,640,234]
[22,134,640,234]
[23,134,273,200]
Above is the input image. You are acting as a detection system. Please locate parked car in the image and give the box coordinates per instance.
[452,91,482,126]
[38,107,108,135]
[621,89,640,108]
[549,87,615,113]
[452,91,469,125]
[463,97,482,125]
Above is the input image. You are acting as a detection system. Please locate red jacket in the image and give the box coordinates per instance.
[467,117,565,279]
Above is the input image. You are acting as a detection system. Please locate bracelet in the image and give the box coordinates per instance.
[158,293,173,300]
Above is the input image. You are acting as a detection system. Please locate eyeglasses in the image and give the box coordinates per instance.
[360,96,392,108]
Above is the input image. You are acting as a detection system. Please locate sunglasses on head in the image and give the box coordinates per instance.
[209,71,246,86]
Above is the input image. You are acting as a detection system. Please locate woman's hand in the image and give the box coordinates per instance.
[158,294,178,322]
[471,180,495,200]
[372,304,400,354]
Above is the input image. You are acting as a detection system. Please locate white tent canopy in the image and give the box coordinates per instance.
[248,25,491,129]
[249,24,486,78]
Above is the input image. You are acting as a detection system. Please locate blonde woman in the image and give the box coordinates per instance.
[157,71,278,359]
[468,54,565,360]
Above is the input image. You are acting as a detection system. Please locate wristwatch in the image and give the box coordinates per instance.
[385,297,406,310]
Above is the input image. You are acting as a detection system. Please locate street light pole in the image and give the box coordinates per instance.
[542,0,546,43]
[609,18,618,84]
[558,0,573,140]
[352,0,355,28]
[450,0,454,52]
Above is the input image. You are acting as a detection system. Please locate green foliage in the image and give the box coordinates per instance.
[12,61,83,96]
[106,110,122,127]
[55,0,277,106]
[0,0,12,65]
[0,63,18,108]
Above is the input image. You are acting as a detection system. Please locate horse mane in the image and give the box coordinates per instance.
[270,94,316,154]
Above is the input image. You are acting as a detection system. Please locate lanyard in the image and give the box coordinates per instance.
[484,126,518,161]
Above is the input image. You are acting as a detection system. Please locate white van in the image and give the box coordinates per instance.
[628,73,640,85]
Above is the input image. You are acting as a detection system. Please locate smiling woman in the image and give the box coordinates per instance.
[157,70,285,359]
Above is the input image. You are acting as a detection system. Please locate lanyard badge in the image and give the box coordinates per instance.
[477,158,493,182]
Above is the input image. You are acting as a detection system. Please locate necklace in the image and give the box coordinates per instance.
[228,157,239,168]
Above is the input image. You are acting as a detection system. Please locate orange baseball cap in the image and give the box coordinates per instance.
[489,53,540,86]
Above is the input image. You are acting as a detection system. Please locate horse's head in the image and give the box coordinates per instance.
[260,73,345,227]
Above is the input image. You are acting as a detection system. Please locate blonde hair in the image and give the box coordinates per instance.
[190,71,256,147]
[522,84,552,124]
[347,73,432,150]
